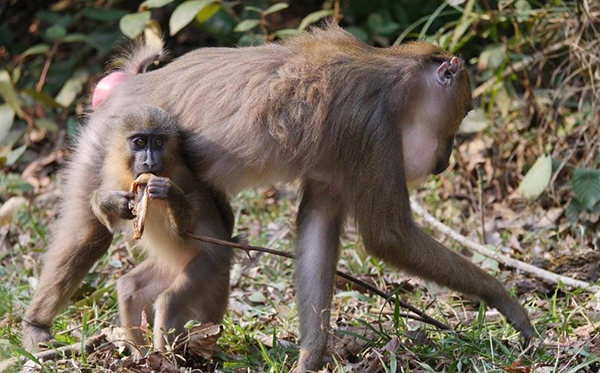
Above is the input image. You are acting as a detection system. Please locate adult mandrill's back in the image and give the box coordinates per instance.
[98,23,449,196]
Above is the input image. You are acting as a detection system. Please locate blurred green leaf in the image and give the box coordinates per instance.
[0,104,15,144]
[478,44,506,71]
[515,0,532,23]
[63,33,91,44]
[170,0,216,36]
[367,13,384,34]
[0,124,25,153]
[234,19,261,33]
[35,118,59,133]
[0,70,24,118]
[22,89,60,108]
[376,21,400,36]
[368,13,400,36]
[572,168,600,211]
[519,154,552,199]
[120,11,151,39]
[273,28,300,39]
[55,69,89,107]
[458,109,489,133]
[245,6,263,13]
[6,145,26,166]
[346,26,369,42]
[141,0,175,9]
[237,34,264,46]
[19,44,50,59]
[45,24,67,41]
[195,3,221,23]
[263,3,289,16]
[298,10,333,31]
[11,65,22,84]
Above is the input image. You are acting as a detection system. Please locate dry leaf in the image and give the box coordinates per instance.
[184,322,222,359]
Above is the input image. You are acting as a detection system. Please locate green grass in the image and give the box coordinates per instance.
[1,184,598,372]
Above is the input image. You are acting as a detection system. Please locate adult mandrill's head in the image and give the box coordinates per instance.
[103,105,184,188]
[394,42,473,185]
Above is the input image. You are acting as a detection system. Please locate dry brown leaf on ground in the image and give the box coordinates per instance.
[329,326,379,361]
[184,322,222,359]
[365,337,400,373]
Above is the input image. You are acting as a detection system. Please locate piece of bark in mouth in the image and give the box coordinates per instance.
[130,173,156,240]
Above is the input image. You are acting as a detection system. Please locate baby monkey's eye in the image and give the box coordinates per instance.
[133,138,146,148]
[154,138,164,148]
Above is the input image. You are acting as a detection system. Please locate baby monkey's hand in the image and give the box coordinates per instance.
[94,190,136,220]
[147,177,174,200]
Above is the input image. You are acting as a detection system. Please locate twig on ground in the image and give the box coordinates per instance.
[410,198,600,293]
[187,233,452,331]
[0,334,106,371]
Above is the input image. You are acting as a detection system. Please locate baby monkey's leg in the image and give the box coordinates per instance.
[117,260,174,356]
[152,246,232,351]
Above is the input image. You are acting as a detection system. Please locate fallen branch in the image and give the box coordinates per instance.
[410,198,600,293]
[187,233,452,331]
[0,334,106,371]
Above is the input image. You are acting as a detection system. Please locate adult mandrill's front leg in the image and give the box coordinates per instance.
[294,181,345,372]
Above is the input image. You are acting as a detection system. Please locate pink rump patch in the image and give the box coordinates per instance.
[92,72,128,108]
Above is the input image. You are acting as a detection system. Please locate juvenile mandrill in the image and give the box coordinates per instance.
[24,24,533,370]
[23,105,234,355]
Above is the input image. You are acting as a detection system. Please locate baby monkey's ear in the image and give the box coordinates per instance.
[436,57,461,86]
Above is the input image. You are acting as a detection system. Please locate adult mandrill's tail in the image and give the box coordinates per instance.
[92,40,166,108]
[118,40,166,74]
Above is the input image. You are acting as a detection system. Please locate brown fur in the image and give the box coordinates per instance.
[23,24,532,371]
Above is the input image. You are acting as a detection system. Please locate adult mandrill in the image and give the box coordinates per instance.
[24,24,533,370]
[23,105,234,355]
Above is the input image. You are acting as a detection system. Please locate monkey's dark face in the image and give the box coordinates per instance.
[128,131,169,178]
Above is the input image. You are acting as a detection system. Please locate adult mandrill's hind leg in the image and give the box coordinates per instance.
[22,208,112,351]
[295,181,345,372]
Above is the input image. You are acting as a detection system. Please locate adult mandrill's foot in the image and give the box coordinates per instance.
[292,348,325,373]
[22,320,53,352]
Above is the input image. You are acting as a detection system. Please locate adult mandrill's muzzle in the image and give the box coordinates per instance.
[432,137,454,175]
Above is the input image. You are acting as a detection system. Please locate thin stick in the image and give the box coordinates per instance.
[410,198,600,293]
[0,334,106,371]
[187,233,452,331]
[36,41,60,92]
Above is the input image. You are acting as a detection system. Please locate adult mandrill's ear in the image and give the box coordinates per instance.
[436,57,460,86]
